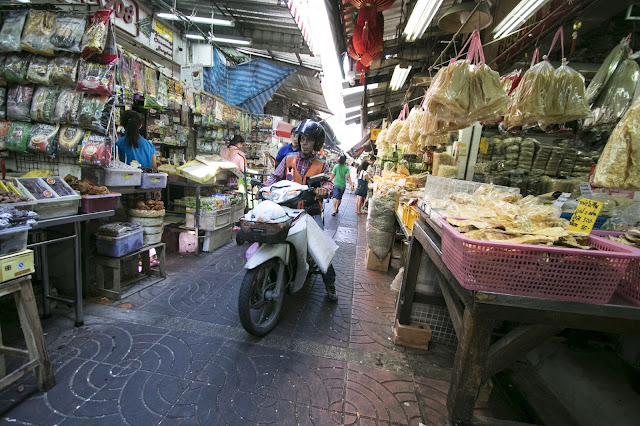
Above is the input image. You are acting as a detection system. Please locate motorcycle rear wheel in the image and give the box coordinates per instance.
[238,259,285,336]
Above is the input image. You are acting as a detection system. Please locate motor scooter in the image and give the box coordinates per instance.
[236,174,336,336]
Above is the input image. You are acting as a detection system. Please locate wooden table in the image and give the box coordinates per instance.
[395,215,640,424]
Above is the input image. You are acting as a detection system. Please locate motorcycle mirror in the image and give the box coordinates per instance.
[306,173,330,188]
[249,178,263,188]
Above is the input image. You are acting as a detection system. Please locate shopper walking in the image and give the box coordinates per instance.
[349,162,359,193]
[331,155,351,216]
[355,162,372,215]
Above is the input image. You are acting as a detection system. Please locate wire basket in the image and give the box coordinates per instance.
[423,175,519,201]
[593,230,640,306]
[237,216,292,244]
[440,218,639,304]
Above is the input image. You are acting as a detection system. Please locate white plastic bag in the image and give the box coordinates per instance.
[391,267,404,292]
[305,215,338,274]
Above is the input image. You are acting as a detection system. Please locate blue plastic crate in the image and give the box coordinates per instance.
[560,212,608,230]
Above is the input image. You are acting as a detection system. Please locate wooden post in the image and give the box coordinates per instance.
[447,309,493,423]
[395,233,424,325]
[158,244,167,278]
[141,249,151,276]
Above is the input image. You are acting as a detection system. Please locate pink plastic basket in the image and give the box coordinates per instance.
[592,230,640,306]
[440,218,640,304]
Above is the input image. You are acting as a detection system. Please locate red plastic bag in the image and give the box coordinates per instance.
[80,10,112,60]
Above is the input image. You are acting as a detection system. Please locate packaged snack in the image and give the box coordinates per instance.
[80,132,112,166]
[28,123,59,157]
[0,88,5,120]
[0,10,28,53]
[30,86,59,123]
[57,125,85,156]
[144,66,157,98]
[77,59,115,94]
[81,10,112,60]
[0,55,5,86]
[174,81,183,105]
[53,88,82,124]
[26,55,53,85]
[157,73,168,107]
[5,54,29,84]
[78,94,114,134]
[50,13,87,53]
[5,122,33,153]
[21,10,56,56]
[118,52,132,90]
[0,121,10,150]
[7,85,34,122]
[51,55,80,86]
[131,59,144,94]
[95,22,118,64]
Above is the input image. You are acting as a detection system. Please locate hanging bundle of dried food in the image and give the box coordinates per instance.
[586,36,632,105]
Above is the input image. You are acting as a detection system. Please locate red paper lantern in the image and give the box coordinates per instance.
[349,0,396,12]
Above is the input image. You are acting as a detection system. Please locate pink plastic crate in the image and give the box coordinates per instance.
[593,230,640,306]
[439,218,639,304]
[80,193,121,213]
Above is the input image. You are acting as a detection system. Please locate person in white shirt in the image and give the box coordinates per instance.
[349,162,358,193]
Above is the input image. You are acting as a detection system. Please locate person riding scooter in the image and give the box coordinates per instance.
[264,119,338,302]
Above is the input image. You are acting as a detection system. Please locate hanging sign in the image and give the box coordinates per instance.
[567,198,603,234]
[479,137,489,155]
[151,20,173,60]
[370,128,381,140]
[552,192,572,209]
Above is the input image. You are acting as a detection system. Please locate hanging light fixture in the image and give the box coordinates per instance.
[156,12,234,27]
[208,34,251,46]
[438,1,492,34]
[390,64,412,91]
[493,0,551,40]
[403,0,445,42]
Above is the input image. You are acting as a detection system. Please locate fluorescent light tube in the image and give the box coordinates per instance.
[341,83,379,96]
[403,0,444,42]
[208,35,251,45]
[157,13,234,27]
[493,0,550,40]
[185,34,206,40]
[390,65,412,91]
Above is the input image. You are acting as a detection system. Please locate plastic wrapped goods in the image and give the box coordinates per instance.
[586,39,631,105]
[0,11,28,53]
[375,129,388,150]
[366,191,397,260]
[5,54,29,84]
[506,61,553,128]
[593,100,640,190]
[57,126,85,157]
[21,10,56,56]
[77,60,115,94]
[558,146,577,176]
[469,64,509,122]
[385,119,404,144]
[51,13,86,53]
[428,60,472,121]
[545,146,564,177]
[28,123,59,157]
[53,88,82,124]
[5,122,33,153]
[585,59,640,127]
[542,62,590,126]
[409,108,426,143]
[432,152,452,176]
[436,165,458,178]
[81,10,111,60]
[531,145,552,173]
[131,59,144,95]
[80,132,111,166]
[26,56,53,85]
[517,138,536,171]
[51,55,80,86]
[396,119,411,144]
[7,85,34,122]
[30,86,59,123]
[78,95,114,134]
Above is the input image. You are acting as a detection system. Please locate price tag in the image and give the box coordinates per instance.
[479,137,488,155]
[398,178,407,186]
[553,192,572,208]
[579,182,593,197]
[567,198,603,234]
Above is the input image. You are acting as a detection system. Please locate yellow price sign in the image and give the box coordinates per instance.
[370,128,382,140]
[479,137,488,155]
[567,198,603,234]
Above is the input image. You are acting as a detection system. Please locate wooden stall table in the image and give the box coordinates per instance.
[0,276,55,392]
[395,213,640,424]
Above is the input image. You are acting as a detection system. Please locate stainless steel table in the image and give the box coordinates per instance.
[28,211,115,327]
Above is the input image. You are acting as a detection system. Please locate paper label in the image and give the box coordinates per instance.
[567,198,603,234]
[579,182,593,197]
[398,178,406,186]
[479,137,488,155]
[553,192,572,208]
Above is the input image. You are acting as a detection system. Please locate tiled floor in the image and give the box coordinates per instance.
[0,193,464,425]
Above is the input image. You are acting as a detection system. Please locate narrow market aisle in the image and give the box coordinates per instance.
[0,193,469,425]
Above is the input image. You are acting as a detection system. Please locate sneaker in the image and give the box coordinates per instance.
[326,284,338,302]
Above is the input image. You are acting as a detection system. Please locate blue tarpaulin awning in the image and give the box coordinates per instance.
[203,49,296,114]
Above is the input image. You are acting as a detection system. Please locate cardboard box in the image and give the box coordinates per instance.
[365,247,390,272]
[0,250,34,283]
[393,319,431,350]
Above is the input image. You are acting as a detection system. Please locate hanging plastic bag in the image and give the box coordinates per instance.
[21,10,56,56]
[28,123,59,158]
[94,20,117,64]
[80,132,112,166]
[386,105,409,144]
[26,56,54,85]
[119,52,132,90]
[77,59,115,94]
[57,126,85,157]
[585,59,640,127]
[5,54,29,84]
[7,85,34,122]
[51,55,80,86]
[174,81,183,105]
[5,122,33,153]
[78,94,114,134]
[131,59,144,95]
[157,73,168,108]
[51,13,87,53]
[468,36,509,122]
[542,60,590,126]
[0,121,10,150]
[586,36,632,105]
[0,10,28,53]
[53,88,82,124]
[30,86,59,123]
[81,10,112,60]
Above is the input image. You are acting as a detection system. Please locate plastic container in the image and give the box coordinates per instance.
[139,172,168,189]
[439,218,639,304]
[593,230,640,306]
[80,193,121,213]
[186,207,231,231]
[232,203,244,223]
[96,228,143,257]
[214,207,232,229]
[82,166,142,187]
[0,225,30,255]
[202,225,232,252]
[560,212,608,229]
[14,178,81,219]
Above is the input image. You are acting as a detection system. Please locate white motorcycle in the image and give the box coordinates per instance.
[236,175,337,336]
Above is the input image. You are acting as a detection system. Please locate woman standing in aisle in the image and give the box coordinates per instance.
[355,162,372,215]
[116,110,157,170]
[331,155,351,216]
[220,135,247,173]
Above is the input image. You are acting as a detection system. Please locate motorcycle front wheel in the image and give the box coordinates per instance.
[238,259,285,336]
